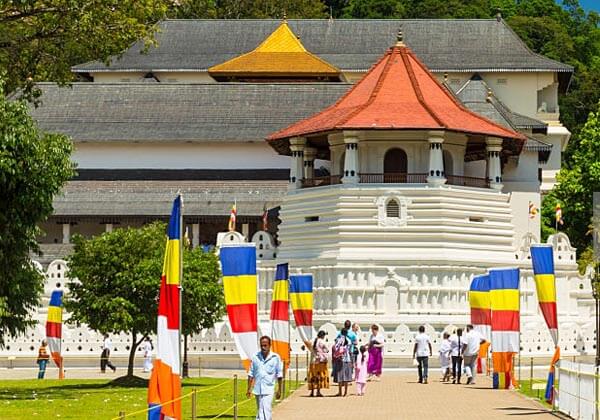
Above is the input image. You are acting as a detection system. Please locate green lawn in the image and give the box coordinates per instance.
[0,376,303,419]
[518,379,552,407]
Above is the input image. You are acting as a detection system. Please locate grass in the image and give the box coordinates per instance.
[518,379,552,407]
[0,376,304,419]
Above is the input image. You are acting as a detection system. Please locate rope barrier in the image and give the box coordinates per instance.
[109,378,234,420]
[208,395,254,420]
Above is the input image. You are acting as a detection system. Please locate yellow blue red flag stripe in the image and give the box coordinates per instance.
[289,274,313,347]
[489,267,520,389]
[220,245,258,371]
[148,195,182,420]
[46,289,63,378]
[270,263,290,369]
[530,245,558,344]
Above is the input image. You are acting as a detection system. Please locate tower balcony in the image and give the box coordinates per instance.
[300,172,490,189]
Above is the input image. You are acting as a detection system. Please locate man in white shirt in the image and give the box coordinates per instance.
[449,328,463,384]
[412,325,432,384]
[100,333,116,373]
[462,324,486,384]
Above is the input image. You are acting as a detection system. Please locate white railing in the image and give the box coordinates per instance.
[557,360,599,420]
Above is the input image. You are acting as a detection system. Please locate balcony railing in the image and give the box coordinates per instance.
[300,172,490,189]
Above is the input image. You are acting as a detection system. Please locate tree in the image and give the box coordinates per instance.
[170,0,326,19]
[0,78,74,347]
[65,222,225,377]
[542,102,600,253]
[181,246,225,376]
[0,0,172,96]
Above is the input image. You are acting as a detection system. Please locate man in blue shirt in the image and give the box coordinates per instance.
[246,336,283,420]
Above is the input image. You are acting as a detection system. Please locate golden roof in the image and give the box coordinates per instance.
[209,21,340,78]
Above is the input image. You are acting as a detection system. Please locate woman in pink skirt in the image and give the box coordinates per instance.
[367,324,384,380]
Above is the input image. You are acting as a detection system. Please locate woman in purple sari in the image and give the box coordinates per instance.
[367,324,384,380]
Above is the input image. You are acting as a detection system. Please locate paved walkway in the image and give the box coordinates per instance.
[274,373,556,420]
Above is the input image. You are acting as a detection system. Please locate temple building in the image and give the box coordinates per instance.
[4,19,593,362]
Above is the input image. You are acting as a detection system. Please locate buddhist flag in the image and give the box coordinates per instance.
[220,245,258,370]
[528,201,538,219]
[270,263,290,369]
[228,202,237,232]
[555,204,563,225]
[489,267,520,389]
[148,195,182,420]
[469,274,491,374]
[262,207,269,232]
[289,274,313,347]
[530,244,560,403]
[46,289,64,379]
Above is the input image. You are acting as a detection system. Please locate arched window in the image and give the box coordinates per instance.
[443,150,453,176]
[384,148,407,182]
[386,199,400,218]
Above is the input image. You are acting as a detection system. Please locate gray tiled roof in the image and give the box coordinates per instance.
[53,180,287,216]
[31,83,350,142]
[72,19,573,74]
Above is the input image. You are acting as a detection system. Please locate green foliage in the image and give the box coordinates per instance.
[0,78,74,347]
[65,222,224,376]
[169,0,326,19]
[542,102,600,252]
[0,0,171,96]
[182,246,225,336]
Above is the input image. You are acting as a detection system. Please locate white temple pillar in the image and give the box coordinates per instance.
[486,136,503,190]
[427,130,447,186]
[303,147,316,180]
[242,223,249,240]
[192,223,200,248]
[105,223,113,233]
[289,137,306,191]
[62,223,70,244]
[342,131,359,184]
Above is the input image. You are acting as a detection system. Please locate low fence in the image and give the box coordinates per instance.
[556,360,599,420]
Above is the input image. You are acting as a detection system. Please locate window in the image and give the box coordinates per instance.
[386,199,400,218]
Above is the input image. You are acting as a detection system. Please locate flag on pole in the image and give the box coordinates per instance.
[555,204,564,225]
[46,289,64,379]
[530,244,560,403]
[262,207,269,232]
[289,274,313,347]
[270,263,290,369]
[528,201,538,219]
[489,267,520,389]
[228,202,237,232]
[469,274,491,374]
[148,195,182,420]
[220,245,258,370]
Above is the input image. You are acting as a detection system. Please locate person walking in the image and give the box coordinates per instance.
[439,332,452,382]
[413,325,432,384]
[100,333,116,373]
[36,340,50,379]
[351,323,360,363]
[367,324,384,381]
[355,345,369,396]
[331,328,353,397]
[450,328,463,384]
[337,320,358,363]
[246,336,283,420]
[462,324,486,385]
[308,330,329,397]
[142,337,153,373]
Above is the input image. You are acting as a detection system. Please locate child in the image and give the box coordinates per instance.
[439,332,452,382]
[355,345,369,396]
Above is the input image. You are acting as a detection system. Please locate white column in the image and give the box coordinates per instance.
[427,130,447,186]
[288,137,306,191]
[105,223,113,233]
[342,131,359,184]
[303,147,316,180]
[62,223,70,244]
[192,223,200,248]
[486,137,503,190]
[242,223,249,240]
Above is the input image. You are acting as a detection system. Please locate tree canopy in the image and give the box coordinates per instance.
[65,222,224,377]
[0,79,74,347]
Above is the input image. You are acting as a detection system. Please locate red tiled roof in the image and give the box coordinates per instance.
[267,39,526,142]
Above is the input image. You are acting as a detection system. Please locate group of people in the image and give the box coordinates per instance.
[413,324,486,385]
[308,320,385,398]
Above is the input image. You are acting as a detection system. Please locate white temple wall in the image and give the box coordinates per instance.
[92,72,145,83]
[73,142,290,169]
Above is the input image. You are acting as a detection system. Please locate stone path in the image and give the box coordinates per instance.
[274,373,556,419]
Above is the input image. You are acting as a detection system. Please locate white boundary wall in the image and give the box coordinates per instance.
[557,360,599,420]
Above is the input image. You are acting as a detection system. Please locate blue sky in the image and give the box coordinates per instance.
[568,0,599,12]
